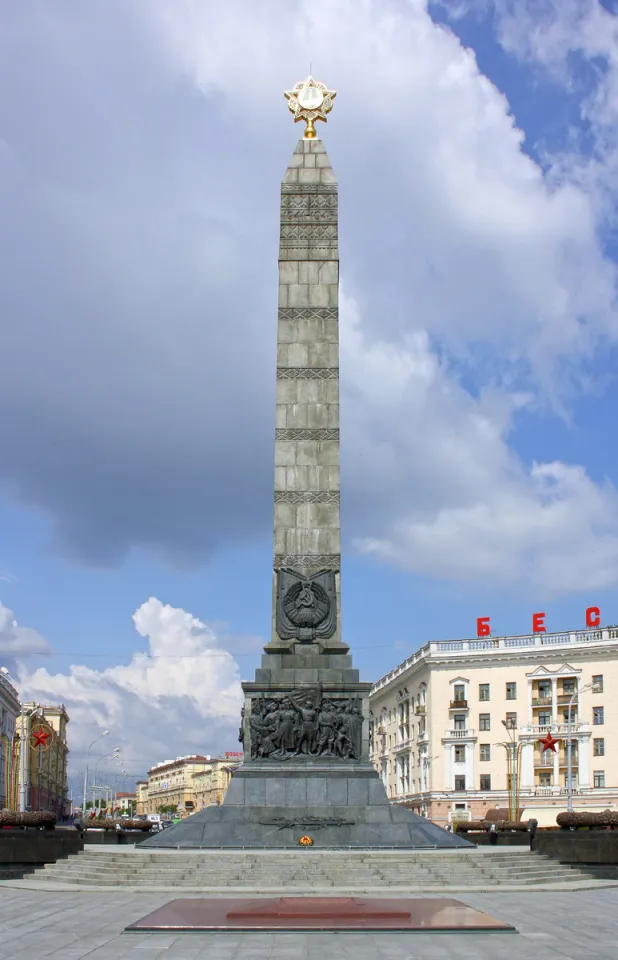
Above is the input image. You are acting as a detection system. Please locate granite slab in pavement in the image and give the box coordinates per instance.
[0,888,617,959]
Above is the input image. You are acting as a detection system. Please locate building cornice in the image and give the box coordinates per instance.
[371,627,618,696]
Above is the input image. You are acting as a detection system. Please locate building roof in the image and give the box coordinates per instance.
[371,624,618,696]
[148,755,212,775]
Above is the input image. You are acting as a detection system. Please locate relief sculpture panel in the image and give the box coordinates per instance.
[248,687,363,761]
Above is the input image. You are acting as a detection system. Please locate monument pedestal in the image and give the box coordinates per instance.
[142,757,471,848]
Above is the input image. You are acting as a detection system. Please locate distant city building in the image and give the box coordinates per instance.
[142,753,243,816]
[16,702,69,816]
[115,791,136,814]
[369,625,618,827]
[144,755,215,816]
[0,667,20,808]
[135,780,149,816]
[192,754,243,808]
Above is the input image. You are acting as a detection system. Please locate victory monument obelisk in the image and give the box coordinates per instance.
[144,77,469,849]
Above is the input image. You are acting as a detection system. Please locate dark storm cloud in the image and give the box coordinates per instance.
[0,2,278,565]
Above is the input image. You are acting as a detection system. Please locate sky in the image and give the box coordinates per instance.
[2,0,618,797]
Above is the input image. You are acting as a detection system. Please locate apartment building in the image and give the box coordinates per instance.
[16,702,70,816]
[0,668,20,808]
[135,780,149,816]
[192,753,243,808]
[144,755,213,815]
[369,624,618,827]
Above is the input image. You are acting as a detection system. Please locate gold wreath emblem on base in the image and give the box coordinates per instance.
[299,835,314,846]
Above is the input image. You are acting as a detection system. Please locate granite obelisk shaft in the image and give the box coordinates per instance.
[270,138,345,651]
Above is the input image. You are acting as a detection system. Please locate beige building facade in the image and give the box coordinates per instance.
[141,753,243,816]
[16,702,69,816]
[192,754,243,809]
[135,780,149,816]
[0,668,20,809]
[370,625,618,827]
[144,755,212,815]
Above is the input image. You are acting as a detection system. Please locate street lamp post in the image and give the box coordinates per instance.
[92,748,120,813]
[81,730,108,813]
[499,720,531,822]
[567,681,600,812]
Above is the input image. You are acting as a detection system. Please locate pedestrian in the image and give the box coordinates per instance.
[115,821,125,845]
[489,822,498,846]
[527,818,538,851]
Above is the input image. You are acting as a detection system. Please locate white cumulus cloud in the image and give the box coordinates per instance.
[17,598,244,773]
[0,600,50,665]
[0,0,617,595]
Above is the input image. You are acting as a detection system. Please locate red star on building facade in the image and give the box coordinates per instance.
[31,725,51,748]
[538,731,560,753]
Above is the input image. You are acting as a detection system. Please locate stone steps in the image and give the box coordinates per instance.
[23,848,603,889]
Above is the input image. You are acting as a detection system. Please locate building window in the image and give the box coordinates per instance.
[593,738,605,757]
[479,683,490,701]
[592,675,603,693]
[593,706,604,725]
[454,776,466,791]
[454,745,466,763]
[453,684,466,701]
[479,744,491,762]
[538,680,551,698]
[506,682,517,700]
[480,775,491,791]
[539,773,552,787]
[505,712,517,729]
[593,771,605,789]
[453,714,467,730]
[562,679,576,695]
[479,714,490,731]
[538,712,551,726]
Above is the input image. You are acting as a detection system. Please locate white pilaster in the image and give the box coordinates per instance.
[520,741,534,789]
[578,735,590,788]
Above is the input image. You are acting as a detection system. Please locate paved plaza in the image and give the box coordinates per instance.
[0,887,616,960]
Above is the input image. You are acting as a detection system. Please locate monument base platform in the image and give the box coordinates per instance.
[140,762,472,849]
[125,897,515,932]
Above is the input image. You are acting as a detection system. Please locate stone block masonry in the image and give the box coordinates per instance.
[271,138,342,648]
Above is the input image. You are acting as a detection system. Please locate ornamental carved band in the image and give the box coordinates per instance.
[274,553,340,571]
[280,224,338,243]
[276,568,337,642]
[274,491,340,504]
[275,428,339,441]
[278,308,338,321]
[281,184,338,195]
[249,688,363,761]
[277,367,338,380]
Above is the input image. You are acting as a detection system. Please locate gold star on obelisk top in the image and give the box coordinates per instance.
[284,75,336,139]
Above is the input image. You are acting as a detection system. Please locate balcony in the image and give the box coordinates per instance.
[443,728,475,739]
[449,700,468,709]
[531,697,552,706]
[394,737,411,752]
[414,704,426,715]
[534,755,554,767]
[557,694,576,706]
[416,730,429,744]
[522,722,586,736]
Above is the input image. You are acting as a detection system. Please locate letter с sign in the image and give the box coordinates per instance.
[476,607,602,638]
